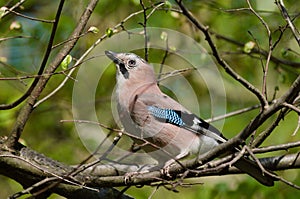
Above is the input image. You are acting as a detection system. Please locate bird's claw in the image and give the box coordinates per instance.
[161,165,173,179]
[124,171,139,184]
[124,170,149,185]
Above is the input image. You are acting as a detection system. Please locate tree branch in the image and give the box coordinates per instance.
[175,0,269,108]
[0,0,65,110]
[0,142,131,199]
[5,0,99,149]
[212,31,300,68]
[276,0,300,46]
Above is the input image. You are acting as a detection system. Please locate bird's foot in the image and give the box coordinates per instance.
[124,170,148,185]
[160,165,173,179]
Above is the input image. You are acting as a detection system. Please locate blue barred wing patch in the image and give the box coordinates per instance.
[147,106,185,127]
[147,106,225,142]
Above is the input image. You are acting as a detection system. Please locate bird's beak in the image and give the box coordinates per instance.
[105,50,130,79]
[105,50,120,65]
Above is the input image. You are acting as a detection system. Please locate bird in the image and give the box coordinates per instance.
[105,50,276,186]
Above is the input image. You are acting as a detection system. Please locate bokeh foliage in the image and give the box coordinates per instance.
[1,0,300,198]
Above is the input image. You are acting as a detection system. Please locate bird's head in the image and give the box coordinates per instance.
[105,51,158,107]
[105,51,156,83]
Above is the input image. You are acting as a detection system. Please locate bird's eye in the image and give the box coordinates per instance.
[127,59,136,68]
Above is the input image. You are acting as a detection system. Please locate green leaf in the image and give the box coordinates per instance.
[88,26,99,34]
[169,46,177,51]
[170,11,179,18]
[10,21,22,31]
[0,56,7,63]
[0,7,7,19]
[105,28,114,38]
[60,55,72,70]
[281,48,288,57]
[165,1,172,10]
[243,41,255,53]
[160,31,168,41]
[129,0,139,5]
[279,73,286,83]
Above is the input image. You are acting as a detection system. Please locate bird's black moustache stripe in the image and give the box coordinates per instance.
[119,62,129,79]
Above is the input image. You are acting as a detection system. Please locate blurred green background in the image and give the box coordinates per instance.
[1,0,300,198]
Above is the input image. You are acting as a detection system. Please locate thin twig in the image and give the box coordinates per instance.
[246,146,300,190]
[0,154,97,199]
[246,0,272,104]
[292,115,300,136]
[61,119,187,171]
[26,134,114,196]
[0,0,64,111]
[206,104,261,123]
[5,0,66,148]
[175,0,269,108]
[51,30,91,49]
[251,108,288,147]
[34,3,166,107]
[3,7,54,23]
[0,56,94,81]
[212,31,300,68]
[253,141,300,154]
[11,177,57,198]
[192,147,246,176]
[61,119,122,132]
[157,68,196,82]
[0,0,26,19]
[140,0,149,61]
[282,102,300,114]
[276,0,300,46]
[165,3,299,68]
[157,35,170,83]
[0,35,32,42]
[146,2,165,20]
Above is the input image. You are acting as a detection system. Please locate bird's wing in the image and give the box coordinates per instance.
[135,93,227,143]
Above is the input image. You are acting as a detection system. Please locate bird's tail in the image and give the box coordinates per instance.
[233,157,276,186]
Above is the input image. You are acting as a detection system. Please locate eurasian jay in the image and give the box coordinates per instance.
[105,50,275,186]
